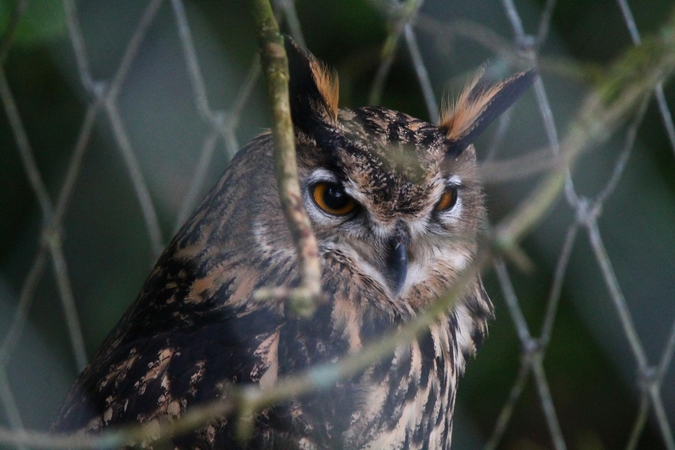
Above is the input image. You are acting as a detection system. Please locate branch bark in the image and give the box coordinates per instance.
[249,0,323,316]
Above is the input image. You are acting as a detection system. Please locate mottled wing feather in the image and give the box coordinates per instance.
[51,136,288,443]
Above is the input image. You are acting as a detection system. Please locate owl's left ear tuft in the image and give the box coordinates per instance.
[284,35,339,135]
[440,68,537,155]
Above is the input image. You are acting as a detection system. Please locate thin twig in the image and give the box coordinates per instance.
[0,397,237,449]
[248,0,322,316]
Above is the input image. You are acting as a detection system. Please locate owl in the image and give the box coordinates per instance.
[51,37,535,449]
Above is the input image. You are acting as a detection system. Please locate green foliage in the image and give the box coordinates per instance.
[0,0,66,46]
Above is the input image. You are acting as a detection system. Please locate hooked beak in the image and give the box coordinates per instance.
[385,229,409,296]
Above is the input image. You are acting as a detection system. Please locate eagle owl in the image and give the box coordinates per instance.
[51,37,535,449]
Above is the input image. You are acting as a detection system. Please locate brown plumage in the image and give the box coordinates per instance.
[51,37,535,449]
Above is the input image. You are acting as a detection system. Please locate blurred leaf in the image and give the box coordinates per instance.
[0,0,66,46]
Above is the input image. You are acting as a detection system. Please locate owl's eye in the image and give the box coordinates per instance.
[435,186,458,212]
[311,182,357,216]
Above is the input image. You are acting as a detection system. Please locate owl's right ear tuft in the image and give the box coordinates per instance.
[441,68,537,156]
[284,35,340,136]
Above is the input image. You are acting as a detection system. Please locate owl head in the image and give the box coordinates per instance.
[271,37,536,310]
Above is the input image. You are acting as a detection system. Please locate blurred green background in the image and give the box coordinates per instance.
[1,0,675,449]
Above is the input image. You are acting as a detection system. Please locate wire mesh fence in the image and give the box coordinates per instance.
[1,0,675,448]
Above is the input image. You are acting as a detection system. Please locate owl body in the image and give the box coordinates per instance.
[51,38,534,449]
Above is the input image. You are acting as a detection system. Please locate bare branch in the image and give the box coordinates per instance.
[249,0,323,316]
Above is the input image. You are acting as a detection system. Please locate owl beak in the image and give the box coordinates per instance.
[385,233,409,296]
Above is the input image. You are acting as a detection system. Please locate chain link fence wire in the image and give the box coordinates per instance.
[1,0,675,448]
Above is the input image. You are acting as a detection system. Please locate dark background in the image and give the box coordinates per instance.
[1,0,675,448]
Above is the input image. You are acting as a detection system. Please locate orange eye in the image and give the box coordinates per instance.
[312,182,357,216]
[435,187,458,212]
